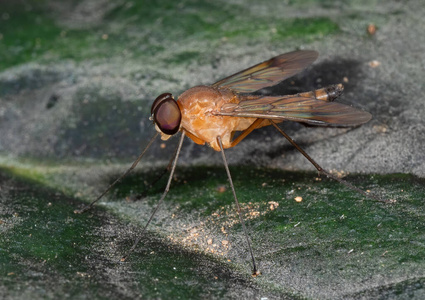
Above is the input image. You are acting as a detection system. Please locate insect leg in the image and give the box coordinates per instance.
[217,136,259,276]
[74,132,160,214]
[133,143,179,200]
[230,118,264,148]
[270,121,390,203]
[121,132,186,261]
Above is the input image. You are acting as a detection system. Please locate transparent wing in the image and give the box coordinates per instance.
[212,50,319,93]
[216,94,372,127]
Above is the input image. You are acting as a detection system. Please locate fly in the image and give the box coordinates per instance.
[75,50,388,276]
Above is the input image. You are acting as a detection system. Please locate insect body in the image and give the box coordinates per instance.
[176,83,370,151]
[77,50,382,276]
[153,51,370,152]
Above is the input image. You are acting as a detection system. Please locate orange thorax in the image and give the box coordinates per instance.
[177,85,257,151]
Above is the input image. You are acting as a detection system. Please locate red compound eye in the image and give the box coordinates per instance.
[151,93,181,135]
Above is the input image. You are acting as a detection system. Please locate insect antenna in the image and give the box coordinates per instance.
[270,121,391,203]
[74,132,160,214]
[217,136,259,276]
[121,132,186,261]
